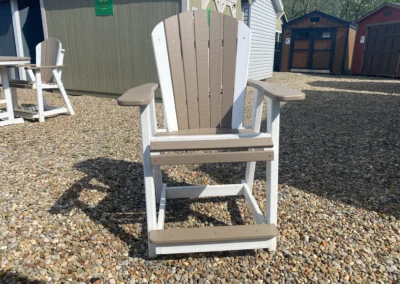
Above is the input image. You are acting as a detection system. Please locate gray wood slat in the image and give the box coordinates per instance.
[151,137,273,151]
[151,150,274,166]
[209,12,224,128]
[179,11,199,129]
[164,15,189,130]
[220,16,237,128]
[149,224,278,245]
[194,10,210,128]
[40,39,60,83]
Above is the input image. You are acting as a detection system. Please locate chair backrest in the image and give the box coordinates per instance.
[36,38,63,83]
[152,10,251,132]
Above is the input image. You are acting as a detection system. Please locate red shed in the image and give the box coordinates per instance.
[352,3,400,77]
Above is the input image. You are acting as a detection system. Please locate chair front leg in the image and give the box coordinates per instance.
[140,102,158,258]
[266,98,280,251]
[34,70,45,123]
[149,98,162,203]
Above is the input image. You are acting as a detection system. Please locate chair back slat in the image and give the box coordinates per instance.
[179,12,200,129]
[153,11,251,131]
[209,12,224,128]
[37,38,61,83]
[165,15,189,130]
[194,10,210,128]
[221,15,237,128]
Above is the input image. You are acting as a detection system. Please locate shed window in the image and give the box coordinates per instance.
[310,17,320,23]
[316,32,331,39]
[296,32,310,38]
[384,10,392,16]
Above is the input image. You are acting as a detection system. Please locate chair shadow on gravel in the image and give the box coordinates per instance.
[50,158,253,259]
[0,271,44,284]
[202,90,399,218]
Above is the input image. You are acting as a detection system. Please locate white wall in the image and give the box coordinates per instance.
[244,0,276,80]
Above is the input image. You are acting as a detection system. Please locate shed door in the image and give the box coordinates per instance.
[290,29,336,71]
[362,23,400,76]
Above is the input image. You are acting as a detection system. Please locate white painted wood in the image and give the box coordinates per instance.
[166,184,244,199]
[156,184,167,230]
[140,104,158,258]
[246,0,276,80]
[39,0,49,40]
[0,65,24,126]
[35,70,45,123]
[151,132,271,143]
[10,0,26,80]
[245,87,265,190]
[232,21,251,129]
[243,182,265,224]
[265,98,280,251]
[52,69,75,115]
[151,22,178,132]
[155,238,276,255]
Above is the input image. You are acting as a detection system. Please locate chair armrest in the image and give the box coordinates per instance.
[247,80,305,101]
[15,64,35,67]
[117,83,159,106]
[25,65,64,70]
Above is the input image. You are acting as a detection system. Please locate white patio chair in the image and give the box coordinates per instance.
[9,38,75,122]
[117,11,305,258]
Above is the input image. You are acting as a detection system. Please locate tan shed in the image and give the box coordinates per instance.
[280,10,356,74]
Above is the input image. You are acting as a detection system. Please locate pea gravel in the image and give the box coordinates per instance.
[1,72,399,284]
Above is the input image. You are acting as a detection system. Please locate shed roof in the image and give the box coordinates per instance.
[283,10,356,29]
[356,2,400,23]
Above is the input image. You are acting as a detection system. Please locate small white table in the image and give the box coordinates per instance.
[0,56,30,126]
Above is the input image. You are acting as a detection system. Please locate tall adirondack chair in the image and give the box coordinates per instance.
[9,38,75,122]
[117,11,305,258]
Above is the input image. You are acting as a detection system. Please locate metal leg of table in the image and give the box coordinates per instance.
[0,67,24,126]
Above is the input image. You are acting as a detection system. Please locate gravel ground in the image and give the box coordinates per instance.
[1,72,399,284]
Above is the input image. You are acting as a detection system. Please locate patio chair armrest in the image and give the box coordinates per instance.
[117,83,159,106]
[247,80,305,102]
[15,64,35,68]
[25,65,64,70]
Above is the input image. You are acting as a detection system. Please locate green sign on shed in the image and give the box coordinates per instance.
[95,0,114,16]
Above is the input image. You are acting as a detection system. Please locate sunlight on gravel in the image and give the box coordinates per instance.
[0,72,399,283]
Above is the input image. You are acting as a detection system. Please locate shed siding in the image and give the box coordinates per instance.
[247,0,276,80]
[352,5,400,75]
[346,27,356,73]
[280,28,291,71]
[332,27,346,73]
[43,0,179,95]
[243,4,250,25]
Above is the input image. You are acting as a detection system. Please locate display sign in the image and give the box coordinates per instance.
[95,0,114,16]
[285,38,291,45]
[360,36,365,44]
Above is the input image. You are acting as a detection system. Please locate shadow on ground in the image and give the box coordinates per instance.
[50,158,250,258]
[0,271,44,284]
[204,89,400,218]
[308,80,400,93]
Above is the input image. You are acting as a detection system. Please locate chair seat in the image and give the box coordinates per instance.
[150,130,274,165]
[9,79,35,89]
[9,80,56,89]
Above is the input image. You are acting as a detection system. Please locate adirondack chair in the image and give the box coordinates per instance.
[9,38,75,122]
[117,11,305,258]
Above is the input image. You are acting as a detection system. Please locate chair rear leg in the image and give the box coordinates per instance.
[245,161,256,191]
[52,69,75,115]
[11,87,18,108]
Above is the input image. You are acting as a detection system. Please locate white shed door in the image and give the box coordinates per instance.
[245,0,276,80]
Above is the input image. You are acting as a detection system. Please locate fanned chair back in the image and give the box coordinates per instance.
[152,10,251,132]
[36,38,62,84]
